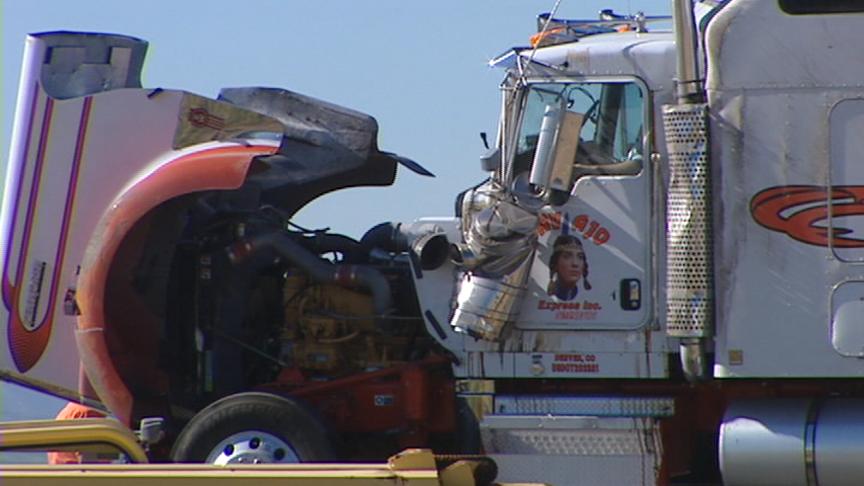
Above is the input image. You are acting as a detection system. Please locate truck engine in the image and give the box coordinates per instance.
[165,214,433,404]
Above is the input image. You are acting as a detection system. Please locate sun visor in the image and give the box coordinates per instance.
[489,48,529,69]
[488,47,562,73]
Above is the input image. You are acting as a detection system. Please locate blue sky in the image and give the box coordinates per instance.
[1,0,669,434]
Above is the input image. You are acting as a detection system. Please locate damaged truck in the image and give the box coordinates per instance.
[5,1,864,484]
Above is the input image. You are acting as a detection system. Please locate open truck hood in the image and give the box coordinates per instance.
[0,31,413,423]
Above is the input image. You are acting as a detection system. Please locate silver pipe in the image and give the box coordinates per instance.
[679,338,708,382]
[672,0,703,103]
[664,1,713,378]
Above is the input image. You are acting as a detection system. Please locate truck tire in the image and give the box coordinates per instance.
[170,392,335,464]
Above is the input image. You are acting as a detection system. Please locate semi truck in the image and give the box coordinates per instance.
[4,0,864,484]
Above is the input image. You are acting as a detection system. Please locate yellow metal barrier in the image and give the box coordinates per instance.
[0,449,510,486]
[0,418,148,463]
[0,419,547,485]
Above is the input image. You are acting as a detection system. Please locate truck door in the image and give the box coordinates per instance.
[515,80,652,331]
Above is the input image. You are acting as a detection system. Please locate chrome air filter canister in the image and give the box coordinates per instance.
[449,179,538,342]
[450,257,533,341]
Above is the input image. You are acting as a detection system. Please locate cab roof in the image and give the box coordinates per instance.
[490,31,677,93]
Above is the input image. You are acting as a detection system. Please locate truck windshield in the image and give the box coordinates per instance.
[514,81,645,173]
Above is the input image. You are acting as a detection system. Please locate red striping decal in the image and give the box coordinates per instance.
[7,97,93,372]
[2,83,42,309]
[751,185,864,248]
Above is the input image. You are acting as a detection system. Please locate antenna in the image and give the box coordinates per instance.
[523,0,565,83]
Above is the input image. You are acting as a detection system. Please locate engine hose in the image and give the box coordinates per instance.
[298,233,364,263]
[360,222,408,254]
[227,232,393,330]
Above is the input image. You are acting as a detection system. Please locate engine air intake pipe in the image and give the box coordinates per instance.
[361,222,450,271]
[227,232,393,327]
[360,222,408,254]
[411,232,450,270]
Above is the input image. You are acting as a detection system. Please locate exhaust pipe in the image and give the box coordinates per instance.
[665,0,713,381]
[672,0,703,103]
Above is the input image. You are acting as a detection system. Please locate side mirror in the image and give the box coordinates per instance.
[480,146,501,172]
[529,106,583,205]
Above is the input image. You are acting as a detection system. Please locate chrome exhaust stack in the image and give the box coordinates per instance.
[665,0,712,381]
[672,0,703,104]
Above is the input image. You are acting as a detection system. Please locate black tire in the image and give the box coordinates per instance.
[170,392,334,464]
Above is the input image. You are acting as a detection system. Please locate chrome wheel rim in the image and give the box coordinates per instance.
[205,430,300,465]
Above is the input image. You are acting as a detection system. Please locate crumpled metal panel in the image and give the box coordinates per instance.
[219,87,377,161]
[449,179,538,341]
[663,103,713,338]
[458,180,538,276]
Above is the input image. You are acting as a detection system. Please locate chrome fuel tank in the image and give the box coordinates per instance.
[721,399,864,486]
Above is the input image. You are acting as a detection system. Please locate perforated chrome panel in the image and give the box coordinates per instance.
[481,415,661,456]
[494,395,675,417]
[481,415,663,485]
[663,103,713,337]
